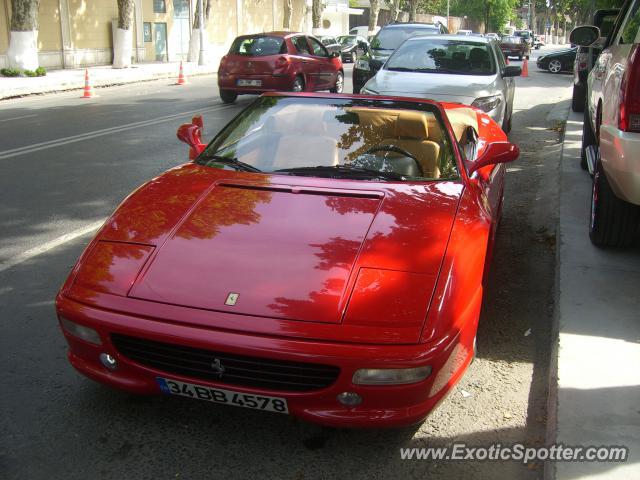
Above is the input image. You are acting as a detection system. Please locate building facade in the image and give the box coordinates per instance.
[0,0,356,69]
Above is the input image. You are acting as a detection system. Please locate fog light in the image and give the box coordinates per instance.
[59,317,102,345]
[336,391,362,407]
[99,353,118,370]
[352,365,432,385]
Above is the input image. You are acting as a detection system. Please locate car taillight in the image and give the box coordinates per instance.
[274,56,290,69]
[619,44,640,133]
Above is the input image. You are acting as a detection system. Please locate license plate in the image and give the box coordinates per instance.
[156,377,288,414]
[237,79,261,87]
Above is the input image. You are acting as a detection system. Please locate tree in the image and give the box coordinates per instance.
[408,0,418,21]
[113,0,134,68]
[283,0,294,29]
[312,0,324,34]
[388,0,402,21]
[369,0,381,33]
[188,0,212,62]
[7,0,40,70]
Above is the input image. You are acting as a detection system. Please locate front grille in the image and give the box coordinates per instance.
[111,333,340,392]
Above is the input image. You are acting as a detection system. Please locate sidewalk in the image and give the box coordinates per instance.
[549,112,640,478]
[0,61,217,100]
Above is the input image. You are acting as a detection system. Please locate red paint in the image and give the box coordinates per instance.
[56,93,517,428]
[217,32,343,95]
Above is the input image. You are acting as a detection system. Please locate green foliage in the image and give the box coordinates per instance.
[0,68,21,77]
[35,66,46,76]
[23,69,37,77]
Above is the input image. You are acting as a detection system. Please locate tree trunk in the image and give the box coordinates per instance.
[283,0,293,30]
[408,0,418,22]
[188,0,212,62]
[113,0,134,68]
[369,0,380,35]
[312,0,323,33]
[8,0,40,70]
[389,0,401,22]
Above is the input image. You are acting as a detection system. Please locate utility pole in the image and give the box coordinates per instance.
[198,0,205,66]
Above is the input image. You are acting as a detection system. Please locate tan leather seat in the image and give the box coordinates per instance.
[380,111,441,178]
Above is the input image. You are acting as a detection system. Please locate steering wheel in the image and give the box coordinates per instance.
[363,145,423,175]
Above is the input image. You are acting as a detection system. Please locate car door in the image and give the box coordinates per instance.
[494,43,514,120]
[308,36,336,89]
[290,35,318,89]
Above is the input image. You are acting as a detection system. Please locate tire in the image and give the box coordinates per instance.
[548,59,562,73]
[291,75,304,92]
[501,105,512,134]
[351,51,357,63]
[581,107,596,170]
[329,71,344,93]
[572,83,585,113]
[219,89,237,104]
[589,163,640,247]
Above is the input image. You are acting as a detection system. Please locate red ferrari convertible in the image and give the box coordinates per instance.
[56,93,518,427]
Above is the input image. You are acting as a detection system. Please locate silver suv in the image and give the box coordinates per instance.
[571,0,640,247]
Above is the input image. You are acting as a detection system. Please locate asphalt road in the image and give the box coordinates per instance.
[0,48,574,479]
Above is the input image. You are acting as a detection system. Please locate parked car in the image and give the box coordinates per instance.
[350,25,379,37]
[499,35,531,60]
[353,22,449,93]
[514,29,534,46]
[336,34,369,63]
[217,32,344,103]
[316,35,342,55]
[486,33,500,41]
[571,0,640,246]
[536,47,577,73]
[572,9,620,112]
[534,34,545,49]
[361,35,521,133]
[457,29,472,35]
[56,92,519,428]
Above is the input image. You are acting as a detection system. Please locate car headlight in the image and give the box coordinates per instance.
[59,316,102,345]
[353,366,432,385]
[355,59,370,71]
[472,94,503,112]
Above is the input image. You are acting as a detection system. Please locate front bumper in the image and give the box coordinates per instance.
[56,294,474,428]
[600,124,640,206]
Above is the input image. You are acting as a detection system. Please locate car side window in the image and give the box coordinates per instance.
[618,2,640,44]
[293,36,311,54]
[309,37,329,57]
[494,44,506,70]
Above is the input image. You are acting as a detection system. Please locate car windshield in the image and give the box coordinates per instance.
[197,96,459,181]
[515,31,531,39]
[501,36,521,44]
[370,26,439,51]
[337,35,357,46]
[385,38,496,75]
[229,36,286,56]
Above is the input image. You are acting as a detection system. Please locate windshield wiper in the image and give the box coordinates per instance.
[385,66,417,72]
[273,164,406,181]
[200,154,262,173]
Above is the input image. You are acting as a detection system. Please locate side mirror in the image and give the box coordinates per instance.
[177,123,206,160]
[468,141,519,176]
[503,65,522,77]
[569,26,600,47]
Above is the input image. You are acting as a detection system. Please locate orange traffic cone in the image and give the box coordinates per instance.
[176,61,187,85]
[521,57,529,77]
[81,69,95,98]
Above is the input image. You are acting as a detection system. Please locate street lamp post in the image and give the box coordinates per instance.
[198,0,205,66]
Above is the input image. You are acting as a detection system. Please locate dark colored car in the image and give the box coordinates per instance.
[499,36,531,60]
[352,22,448,93]
[317,35,342,55]
[571,9,620,112]
[336,35,369,63]
[536,47,577,73]
[217,32,344,103]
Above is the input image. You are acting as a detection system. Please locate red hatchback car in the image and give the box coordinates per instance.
[56,93,518,428]
[217,32,344,103]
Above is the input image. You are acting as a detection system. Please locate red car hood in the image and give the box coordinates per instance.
[90,164,462,329]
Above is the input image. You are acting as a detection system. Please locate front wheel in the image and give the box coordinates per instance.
[219,89,237,104]
[329,71,344,93]
[501,105,512,134]
[572,84,585,112]
[548,59,562,73]
[589,163,640,247]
